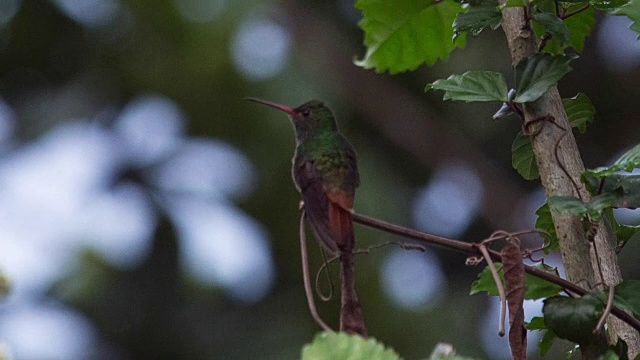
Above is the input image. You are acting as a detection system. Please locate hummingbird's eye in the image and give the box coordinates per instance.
[301,109,310,117]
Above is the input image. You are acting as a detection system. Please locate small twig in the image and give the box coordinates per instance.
[538,33,552,53]
[315,248,334,302]
[355,241,426,254]
[595,285,615,333]
[560,3,590,19]
[523,115,565,137]
[507,101,525,120]
[479,244,507,336]
[554,0,561,17]
[299,210,333,332]
[589,224,608,291]
[554,131,584,200]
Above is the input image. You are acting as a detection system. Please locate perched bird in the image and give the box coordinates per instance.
[247,98,366,336]
[246,98,360,256]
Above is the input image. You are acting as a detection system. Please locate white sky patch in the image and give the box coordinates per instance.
[412,161,484,238]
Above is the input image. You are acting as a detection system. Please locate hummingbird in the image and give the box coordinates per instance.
[247,98,366,336]
[246,98,360,256]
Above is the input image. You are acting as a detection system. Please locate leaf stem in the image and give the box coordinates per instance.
[479,243,507,336]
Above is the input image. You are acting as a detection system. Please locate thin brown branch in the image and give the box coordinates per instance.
[315,249,334,302]
[350,211,640,333]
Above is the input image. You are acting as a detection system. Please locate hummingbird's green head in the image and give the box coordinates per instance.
[246,98,338,143]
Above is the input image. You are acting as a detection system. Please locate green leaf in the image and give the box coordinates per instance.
[543,294,604,345]
[565,6,596,52]
[584,144,640,177]
[301,332,400,360]
[532,5,595,54]
[601,350,622,360]
[470,263,561,299]
[525,316,546,330]
[614,0,640,38]
[607,208,640,248]
[583,173,640,209]
[614,223,640,247]
[548,194,617,221]
[539,329,557,356]
[453,0,502,40]
[514,53,578,103]
[426,71,508,102]
[532,13,570,46]
[512,131,539,180]
[355,0,464,74]
[470,263,504,296]
[587,193,618,221]
[548,196,588,216]
[614,280,640,317]
[563,93,595,133]
[609,338,629,360]
[535,202,559,253]
[524,263,563,299]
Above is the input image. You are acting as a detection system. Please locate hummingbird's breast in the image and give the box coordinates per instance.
[291,134,359,195]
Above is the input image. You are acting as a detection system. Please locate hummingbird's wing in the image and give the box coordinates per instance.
[295,160,340,255]
[294,152,357,255]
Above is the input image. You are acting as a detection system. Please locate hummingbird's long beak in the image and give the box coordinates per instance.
[245,97,296,115]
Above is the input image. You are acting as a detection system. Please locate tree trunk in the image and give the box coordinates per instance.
[499,6,640,358]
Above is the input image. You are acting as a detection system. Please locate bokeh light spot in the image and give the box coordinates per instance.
[167,197,275,303]
[173,0,226,23]
[412,161,484,237]
[0,0,20,27]
[231,16,292,80]
[148,138,256,200]
[0,303,96,360]
[381,249,446,310]
[597,15,640,72]
[74,182,156,269]
[113,95,185,165]
[51,0,122,28]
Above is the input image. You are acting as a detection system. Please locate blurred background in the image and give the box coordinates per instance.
[0,0,639,359]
